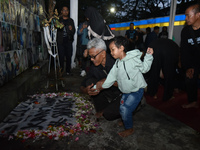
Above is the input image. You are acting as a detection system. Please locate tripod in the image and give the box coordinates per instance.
[43,25,65,91]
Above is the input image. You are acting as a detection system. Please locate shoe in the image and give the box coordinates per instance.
[80,70,86,77]
[182,101,199,108]
[66,72,73,76]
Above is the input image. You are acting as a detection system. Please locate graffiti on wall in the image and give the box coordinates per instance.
[0,0,46,87]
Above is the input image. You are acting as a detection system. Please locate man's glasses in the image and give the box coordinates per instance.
[88,50,104,59]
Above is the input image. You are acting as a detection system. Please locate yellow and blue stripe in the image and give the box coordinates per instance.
[109,14,186,31]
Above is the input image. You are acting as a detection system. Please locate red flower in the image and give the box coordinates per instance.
[90,129,96,133]
[49,135,53,139]
[121,100,124,104]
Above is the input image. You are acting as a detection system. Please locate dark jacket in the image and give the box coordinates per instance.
[145,31,158,48]
[81,53,115,87]
[57,17,75,45]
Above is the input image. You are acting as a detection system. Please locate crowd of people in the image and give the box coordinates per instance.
[56,3,200,137]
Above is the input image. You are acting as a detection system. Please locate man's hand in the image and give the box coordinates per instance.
[129,39,134,43]
[87,83,100,96]
[83,49,88,58]
[186,68,194,79]
[69,25,72,30]
[82,23,87,29]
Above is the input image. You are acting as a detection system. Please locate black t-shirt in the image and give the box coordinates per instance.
[62,19,69,38]
[137,32,144,44]
[180,25,200,70]
[125,29,137,40]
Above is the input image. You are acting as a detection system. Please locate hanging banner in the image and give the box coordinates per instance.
[43,26,57,58]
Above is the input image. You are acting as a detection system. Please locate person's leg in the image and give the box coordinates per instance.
[85,78,109,115]
[183,68,199,108]
[92,92,110,113]
[147,56,161,99]
[162,59,176,101]
[103,94,121,121]
[58,44,65,73]
[80,45,87,76]
[80,45,87,70]
[119,89,144,137]
[65,42,73,74]
[85,78,122,119]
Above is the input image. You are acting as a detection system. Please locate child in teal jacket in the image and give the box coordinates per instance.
[96,36,153,137]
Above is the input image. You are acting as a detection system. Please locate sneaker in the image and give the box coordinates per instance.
[66,72,73,76]
[80,70,86,77]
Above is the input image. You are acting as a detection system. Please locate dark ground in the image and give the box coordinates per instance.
[0,64,200,150]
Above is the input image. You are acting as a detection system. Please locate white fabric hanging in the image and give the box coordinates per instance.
[43,26,57,58]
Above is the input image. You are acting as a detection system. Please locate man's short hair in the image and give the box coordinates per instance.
[110,36,129,52]
[87,38,107,51]
[61,6,69,11]
[190,3,200,14]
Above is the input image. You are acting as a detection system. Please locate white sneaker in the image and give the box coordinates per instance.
[80,70,86,77]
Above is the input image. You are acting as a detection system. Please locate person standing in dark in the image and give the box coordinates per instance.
[146,38,179,101]
[180,3,200,108]
[144,27,151,40]
[145,26,159,49]
[158,26,168,39]
[135,27,145,52]
[77,19,89,77]
[57,6,75,75]
[125,23,138,51]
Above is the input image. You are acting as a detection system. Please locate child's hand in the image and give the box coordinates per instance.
[146,47,153,55]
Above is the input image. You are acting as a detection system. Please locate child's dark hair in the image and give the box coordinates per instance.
[110,36,129,52]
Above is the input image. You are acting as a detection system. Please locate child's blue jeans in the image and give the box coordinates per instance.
[120,88,144,129]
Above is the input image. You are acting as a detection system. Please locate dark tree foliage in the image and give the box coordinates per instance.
[44,0,198,25]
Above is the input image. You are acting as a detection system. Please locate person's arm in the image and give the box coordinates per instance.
[180,27,194,79]
[68,19,75,35]
[83,49,88,58]
[80,66,101,96]
[96,78,118,91]
[138,48,154,73]
[180,27,193,71]
[101,64,117,89]
[125,30,129,39]
[78,23,87,35]
[77,23,83,35]
[135,35,138,42]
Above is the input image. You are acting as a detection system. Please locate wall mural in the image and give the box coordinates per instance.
[0,0,46,87]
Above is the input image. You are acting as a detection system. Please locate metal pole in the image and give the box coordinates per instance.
[70,0,78,68]
[168,0,177,40]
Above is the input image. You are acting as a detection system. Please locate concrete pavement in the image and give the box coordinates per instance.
[0,61,200,150]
